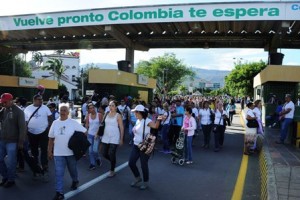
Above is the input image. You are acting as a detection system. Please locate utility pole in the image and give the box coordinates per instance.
[81,68,84,97]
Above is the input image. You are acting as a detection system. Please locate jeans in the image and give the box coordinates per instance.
[185,136,193,161]
[87,134,100,166]
[27,130,49,171]
[128,145,150,182]
[128,121,136,143]
[280,118,293,142]
[0,141,17,181]
[169,125,181,147]
[102,143,118,171]
[54,156,78,193]
[161,124,170,151]
[202,124,212,146]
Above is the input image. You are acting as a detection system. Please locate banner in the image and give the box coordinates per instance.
[0,2,299,31]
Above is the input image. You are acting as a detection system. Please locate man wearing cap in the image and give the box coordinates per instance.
[276,94,295,144]
[24,94,52,177]
[0,93,26,188]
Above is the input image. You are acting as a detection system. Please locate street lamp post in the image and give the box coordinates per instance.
[81,68,84,97]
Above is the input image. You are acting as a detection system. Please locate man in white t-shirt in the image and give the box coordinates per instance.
[48,105,87,200]
[276,94,295,144]
[24,95,52,174]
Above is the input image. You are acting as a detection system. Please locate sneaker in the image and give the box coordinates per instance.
[89,164,96,170]
[3,181,15,188]
[53,192,64,200]
[70,181,79,190]
[0,179,8,186]
[108,171,115,178]
[272,123,277,127]
[130,177,142,187]
[186,161,193,164]
[96,159,102,167]
[139,182,148,190]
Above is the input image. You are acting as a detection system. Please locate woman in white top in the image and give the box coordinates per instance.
[129,104,162,190]
[85,103,102,170]
[199,101,213,149]
[213,102,228,152]
[245,102,258,155]
[101,100,124,177]
[253,100,264,135]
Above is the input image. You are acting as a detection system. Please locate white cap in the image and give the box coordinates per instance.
[131,104,145,112]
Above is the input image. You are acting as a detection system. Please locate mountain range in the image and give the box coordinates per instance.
[81,63,231,87]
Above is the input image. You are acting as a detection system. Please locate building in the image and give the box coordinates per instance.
[31,53,80,100]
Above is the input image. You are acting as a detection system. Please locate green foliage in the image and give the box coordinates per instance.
[32,52,43,67]
[0,54,32,77]
[225,60,267,97]
[42,58,65,83]
[135,53,195,93]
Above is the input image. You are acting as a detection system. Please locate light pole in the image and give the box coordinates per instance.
[81,68,84,97]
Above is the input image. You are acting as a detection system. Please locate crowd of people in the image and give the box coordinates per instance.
[1,89,296,200]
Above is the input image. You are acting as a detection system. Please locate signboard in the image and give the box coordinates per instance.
[205,83,214,88]
[0,2,299,31]
[137,75,148,86]
[86,90,94,95]
[19,77,38,87]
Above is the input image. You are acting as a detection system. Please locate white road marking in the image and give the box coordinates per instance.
[65,162,128,199]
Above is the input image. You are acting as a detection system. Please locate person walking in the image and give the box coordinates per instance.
[244,102,258,155]
[48,105,87,200]
[226,99,236,124]
[24,94,52,178]
[199,101,213,149]
[213,102,228,152]
[129,105,162,190]
[101,100,124,177]
[160,102,171,153]
[0,93,26,188]
[276,94,295,144]
[182,107,197,164]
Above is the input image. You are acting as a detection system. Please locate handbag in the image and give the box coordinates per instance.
[138,119,156,155]
[97,112,108,137]
[247,119,259,128]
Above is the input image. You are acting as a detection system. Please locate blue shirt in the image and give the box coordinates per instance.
[173,106,184,126]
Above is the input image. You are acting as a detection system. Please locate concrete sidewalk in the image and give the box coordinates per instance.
[263,127,300,200]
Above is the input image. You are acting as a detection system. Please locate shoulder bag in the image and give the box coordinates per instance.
[26,105,42,132]
[97,112,108,137]
[138,119,156,155]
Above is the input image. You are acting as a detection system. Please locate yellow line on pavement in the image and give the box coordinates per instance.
[231,111,248,200]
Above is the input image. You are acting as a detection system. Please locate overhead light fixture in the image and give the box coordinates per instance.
[214,30,219,34]
[201,30,206,34]
[255,30,261,34]
[162,31,166,34]
[93,34,96,37]
[150,31,154,35]
[188,30,192,34]
[82,34,86,37]
[203,42,209,49]
[227,30,233,34]
[53,36,56,39]
[73,35,76,38]
[241,30,247,34]
[174,31,178,35]
[138,32,142,35]
[126,32,130,35]
[104,33,107,36]
[44,37,47,39]
[269,30,276,34]
[63,36,66,38]
[35,37,38,39]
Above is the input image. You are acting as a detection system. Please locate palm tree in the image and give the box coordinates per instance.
[42,58,65,84]
[54,50,65,55]
[32,52,43,67]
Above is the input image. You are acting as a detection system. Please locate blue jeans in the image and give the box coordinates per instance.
[161,124,170,151]
[185,136,193,161]
[54,156,78,193]
[0,141,17,181]
[87,134,100,166]
[129,145,150,182]
[280,118,293,142]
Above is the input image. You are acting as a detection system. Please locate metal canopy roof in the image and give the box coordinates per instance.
[0,2,299,53]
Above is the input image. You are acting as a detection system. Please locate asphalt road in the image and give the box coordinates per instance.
[0,114,260,200]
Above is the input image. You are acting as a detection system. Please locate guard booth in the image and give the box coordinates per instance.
[253,65,300,147]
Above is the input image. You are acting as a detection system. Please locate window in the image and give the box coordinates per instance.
[72,66,76,69]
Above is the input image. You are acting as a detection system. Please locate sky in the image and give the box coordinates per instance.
[1,0,299,71]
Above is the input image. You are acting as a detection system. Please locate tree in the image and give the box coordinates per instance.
[0,54,31,77]
[32,52,43,67]
[135,53,195,93]
[42,58,65,84]
[224,60,267,97]
[54,49,65,55]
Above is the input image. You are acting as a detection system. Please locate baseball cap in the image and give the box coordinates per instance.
[131,105,146,112]
[0,93,13,103]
